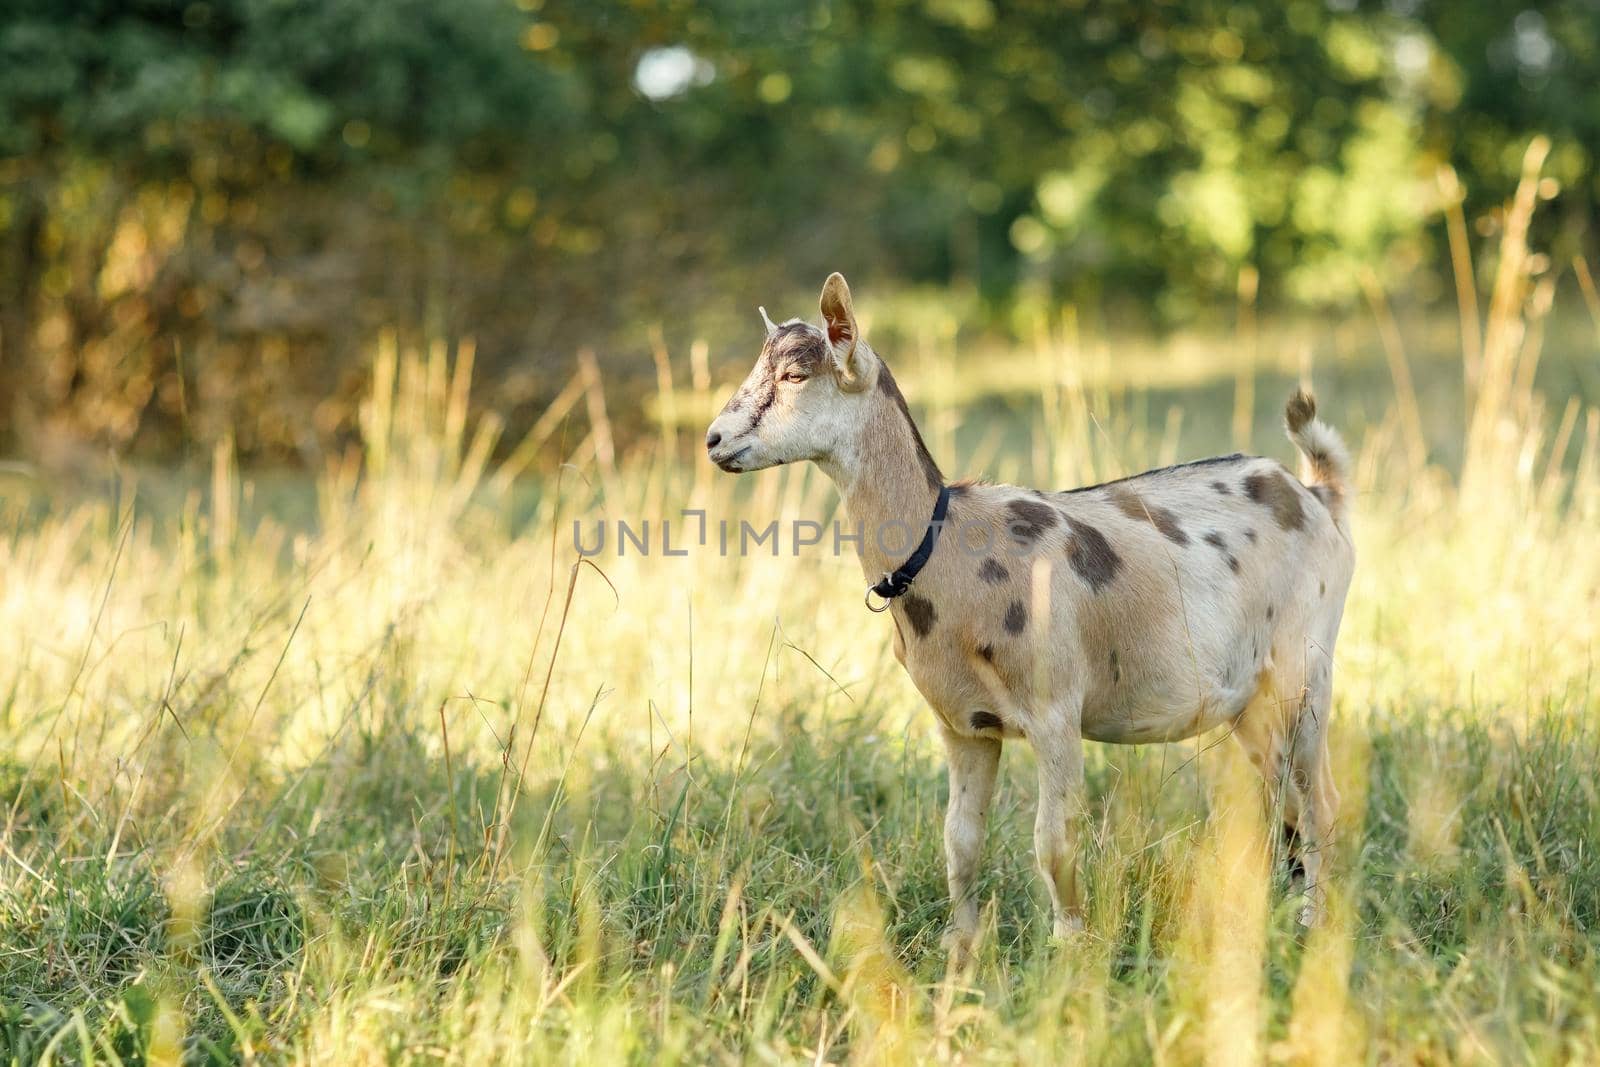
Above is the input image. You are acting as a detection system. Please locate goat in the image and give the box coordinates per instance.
[705,273,1354,960]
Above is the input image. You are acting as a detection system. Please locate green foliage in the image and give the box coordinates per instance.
[0,0,1594,461]
[0,0,573,161]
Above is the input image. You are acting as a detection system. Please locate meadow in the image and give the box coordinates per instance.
[3,178,1600,1065]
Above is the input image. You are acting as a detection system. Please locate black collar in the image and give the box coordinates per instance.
[865,484,951,611]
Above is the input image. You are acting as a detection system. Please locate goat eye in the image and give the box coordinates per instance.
[782,371,808,384]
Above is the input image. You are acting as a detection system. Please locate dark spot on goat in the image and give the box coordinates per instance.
[1243,470,1305,531]
[1319,580,1326,597]
[876,364,943,492]
[766,322,829,370]
[1266,605,1275,620]
[1245,529,1258,544]
[746,375,778,431]
[1201,529,1237,572]
[970,711,1004,732]
[1003,599,1028,635]
[902,593,936,637]
[1064,517,1121,592]
[979,558,1009,584]
[1149,507,1191,546]
[976,643,994,663]
[1005,498,1058,544]
[1110,486,1189,545]
[1212,480,1231,495]
[1110,648,1121,684]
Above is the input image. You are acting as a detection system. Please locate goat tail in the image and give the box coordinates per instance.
[1284,389,1351,526]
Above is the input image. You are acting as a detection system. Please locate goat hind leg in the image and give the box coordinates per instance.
[1232,693,1305,883]
[1287,669,1340,927]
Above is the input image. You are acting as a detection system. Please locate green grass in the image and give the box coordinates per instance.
[3,663,1599,1063]
[4,245,1600,1063]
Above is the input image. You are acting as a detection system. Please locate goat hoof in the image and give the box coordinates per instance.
[1050,914,1086,942]
[940,926,977,969]
[1297,890,1327,929]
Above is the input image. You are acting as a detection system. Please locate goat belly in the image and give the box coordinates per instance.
[1080,690,1240,744]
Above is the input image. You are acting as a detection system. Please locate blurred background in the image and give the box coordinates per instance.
[5,8,1600,1061]
[1,0,1597,469]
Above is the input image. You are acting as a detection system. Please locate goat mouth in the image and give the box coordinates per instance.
[712,446,752,472]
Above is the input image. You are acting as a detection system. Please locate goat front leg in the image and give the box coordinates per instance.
[1032,715,1087,938]
[940,729,1002,966]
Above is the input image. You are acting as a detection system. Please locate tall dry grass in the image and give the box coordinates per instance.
[1,140,1598,1064]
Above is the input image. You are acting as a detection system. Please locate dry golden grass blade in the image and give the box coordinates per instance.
[1468,136,1550,484]
[486,370,587,495]
[1233,264,1258,453]
[445,337,477,464]
[578,347,617,484]
[1439,165,1484,405]
[1358,268,1428,475]
[649,325,679,462]
[1573,256,1600,340]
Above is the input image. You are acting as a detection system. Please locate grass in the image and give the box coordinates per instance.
[4,157,1600,1064]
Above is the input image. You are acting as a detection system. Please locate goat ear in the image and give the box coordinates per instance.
[819,272,866,390]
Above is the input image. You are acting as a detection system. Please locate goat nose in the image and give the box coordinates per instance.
[705,429,722,451]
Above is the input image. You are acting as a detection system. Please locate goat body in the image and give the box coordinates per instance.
[707,273,1354,955]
